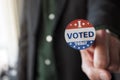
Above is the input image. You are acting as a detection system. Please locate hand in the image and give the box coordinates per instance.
[80,29,120,80]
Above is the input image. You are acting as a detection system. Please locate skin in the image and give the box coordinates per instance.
[80,30,120,80]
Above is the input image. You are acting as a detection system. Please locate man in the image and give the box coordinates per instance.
[18,0,120,80]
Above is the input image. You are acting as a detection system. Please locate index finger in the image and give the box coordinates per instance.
[94,30,110,69]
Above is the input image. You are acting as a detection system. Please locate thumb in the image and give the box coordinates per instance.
[94,30,110,69]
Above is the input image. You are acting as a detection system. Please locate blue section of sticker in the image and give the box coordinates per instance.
[67,40,94,50]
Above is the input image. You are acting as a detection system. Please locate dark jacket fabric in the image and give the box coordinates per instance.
[18,0,120,80]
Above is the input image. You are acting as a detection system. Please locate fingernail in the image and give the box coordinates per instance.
[100,73,107,80]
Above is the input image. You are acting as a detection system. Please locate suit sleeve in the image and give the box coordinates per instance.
[17,21,28,80]
[87,0,120,36]
[17,1,28,80]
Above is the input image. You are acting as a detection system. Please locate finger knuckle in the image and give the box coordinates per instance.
[87,71,96,80]
[95,61,108,68]
[81,66,95,80]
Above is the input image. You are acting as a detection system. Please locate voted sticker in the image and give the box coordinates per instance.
[64,19,96,50]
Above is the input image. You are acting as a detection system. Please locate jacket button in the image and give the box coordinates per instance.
[46,35,52,42]
[44,59,51,66]
[48,13,55,20]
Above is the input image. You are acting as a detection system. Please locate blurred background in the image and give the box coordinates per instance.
[0,0,120,80]
[0,0,22,80]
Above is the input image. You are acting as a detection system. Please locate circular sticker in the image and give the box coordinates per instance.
[64,19,96,50]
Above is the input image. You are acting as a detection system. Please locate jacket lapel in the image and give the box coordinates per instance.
[26,0,41,35]
[55,0,67,26]
[28,0,67,35]
[26,0,41,80]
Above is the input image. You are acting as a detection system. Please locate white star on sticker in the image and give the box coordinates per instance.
[90,41,93,43]
[82,23,85,25]
[73,46,76,48]
[83,46,85,48]
[74,23,77,26]
[87,44,89,47]
[69,43,72,45]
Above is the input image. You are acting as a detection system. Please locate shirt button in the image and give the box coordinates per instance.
[46,35,52,42]
[45,59,51,66]
[48,13,55,20]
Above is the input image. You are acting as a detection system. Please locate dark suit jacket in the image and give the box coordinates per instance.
[18,0,120,80]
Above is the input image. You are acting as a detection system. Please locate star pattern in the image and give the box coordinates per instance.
[68,40,94,50]
[74,23,77,26]
[67,19,93,29]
